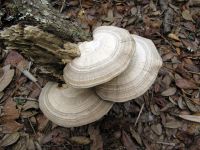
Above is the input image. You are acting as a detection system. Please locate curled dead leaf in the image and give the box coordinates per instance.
[1,120,23,133]
[175,79,198,89]
[0,65,15,92]
[88,125,103,150]
[70,136,91,145]
[1,98,20,121]
[161,87,177,96]
[164,121,182,129]
[168,33,180,41]
[179,114,200,123]
[121,130,137,150]
[182,10,194,22]
[0,132,20,147]
[22,101,39,111]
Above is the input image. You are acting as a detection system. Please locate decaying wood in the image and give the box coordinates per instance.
[9,0,91,41]
[0,25,80,80]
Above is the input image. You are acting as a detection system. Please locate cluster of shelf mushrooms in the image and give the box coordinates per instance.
[39,26,163,127]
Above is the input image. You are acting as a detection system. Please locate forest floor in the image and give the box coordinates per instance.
[0,0,199,150]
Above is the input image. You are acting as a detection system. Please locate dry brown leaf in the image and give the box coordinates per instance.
[182,10,194,21]
[70,136,91,145]
[151,123,162,135]
[36,114,49,132]
[0,65,15,92]
[88,125,103,150]
[22,101,39,111]
[130,127,142,145]
[179,114,200,123]
[12,134,28,150]
[4,51,24,66]
[161,87,177,96]
[1,98,20,121]
[164,121,182,129]
[42,127,69,144]
[20,110,38,118]
[175,79,198,89]
[1,121,23,133]
[0,132,20,147]
[121,130,137,150]
[27,138,35,150]
[168,33,180,41]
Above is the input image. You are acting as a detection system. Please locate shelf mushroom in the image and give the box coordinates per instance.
[39,82,113,127]
[95,35,163,102]
[63,26,135,88]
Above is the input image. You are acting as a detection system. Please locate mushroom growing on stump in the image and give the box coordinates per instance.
[63,26,135,88]
[39,82,113,127]
[95,35,163,102]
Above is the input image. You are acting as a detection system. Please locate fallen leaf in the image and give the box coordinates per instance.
[121,130,137,150]
[182,10,194,21]
[151,123,162,135]
[1,120,23,133]
[168,33,180,41]
[27,138,35,150]
[88,125,103,150]
[36,114,49,132]
[176,79,198,89]
[4,51,25,66]
[22,101,39,111]
[70,136,91,145]
[161,87,177,96]
[0,65,15,92]
[179,114,200,123]
[164,121,182,129]
[0,132,20,147]
[130,127,142,145]
[12,133,28,150]
[1,98,20,121]
[42,127,70,144]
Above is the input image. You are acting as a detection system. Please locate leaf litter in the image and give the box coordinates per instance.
[0,0,200,149]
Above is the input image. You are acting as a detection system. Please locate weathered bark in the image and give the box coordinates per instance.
[0,0,93,80]
[0,25,80,80]
[6,0,91,42]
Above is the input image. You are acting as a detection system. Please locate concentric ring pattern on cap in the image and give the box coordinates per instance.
[95,35,163,102]
[63,26,135,88]
[39,82,113,127]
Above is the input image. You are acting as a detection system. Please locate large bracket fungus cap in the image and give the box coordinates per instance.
[39,82,113,127]
[63,26,135,88]
[96,35,163,102]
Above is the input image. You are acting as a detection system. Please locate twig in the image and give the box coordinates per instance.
[14,97,37,101]
[27,117,36,135]
[134,103,144,127]
[156,32,177,52]
[156,141,176,146]
[60,0,66,13]
[186,70,200,75]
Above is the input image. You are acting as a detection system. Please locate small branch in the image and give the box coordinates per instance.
[134,103,145,127]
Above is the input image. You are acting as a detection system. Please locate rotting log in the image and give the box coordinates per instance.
[12,0,91,41]
[0,25,80,80]
[0,0,93,80]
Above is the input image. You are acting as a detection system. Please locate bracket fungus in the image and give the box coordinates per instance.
[0,65,14,92]
[39,26,163,127]
[63,26,135,88]
[95,35,163,102]
[39,82,113,127]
